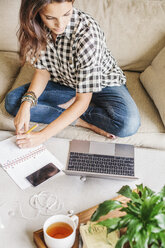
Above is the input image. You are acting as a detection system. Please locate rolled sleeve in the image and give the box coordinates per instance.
[33,59,46,70]
[76,31,102,93]
[30,51,47,70]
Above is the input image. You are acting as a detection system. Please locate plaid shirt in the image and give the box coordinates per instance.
[33,8,126,93]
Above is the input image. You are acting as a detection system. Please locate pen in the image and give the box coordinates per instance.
[26,124,38,134]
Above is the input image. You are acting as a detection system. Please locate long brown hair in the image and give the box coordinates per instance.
[18,0,74,65]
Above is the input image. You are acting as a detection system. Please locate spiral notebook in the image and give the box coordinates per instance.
[0,136,64,190]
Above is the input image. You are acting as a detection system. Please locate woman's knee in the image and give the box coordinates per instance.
[115,110,141,137]
[5,91,16,115]
[5,83,29,115]
[5,90,22,116]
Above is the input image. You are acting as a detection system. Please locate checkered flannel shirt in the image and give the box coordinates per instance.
[33,8,126,93]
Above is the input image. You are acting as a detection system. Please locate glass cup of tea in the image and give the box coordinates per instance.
[43,214,79,248]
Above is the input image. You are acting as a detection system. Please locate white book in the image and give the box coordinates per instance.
[0,136,64,190]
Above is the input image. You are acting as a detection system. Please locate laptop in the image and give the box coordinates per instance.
[63,140,138,180]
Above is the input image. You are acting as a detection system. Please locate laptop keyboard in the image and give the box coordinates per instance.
[68,152,134,176]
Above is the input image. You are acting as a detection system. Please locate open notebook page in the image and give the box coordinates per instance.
[0,136,64,190]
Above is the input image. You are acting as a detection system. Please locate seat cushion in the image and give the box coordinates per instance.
[125,71,165,134]
[0,52,20,103]
[140,46,165,127]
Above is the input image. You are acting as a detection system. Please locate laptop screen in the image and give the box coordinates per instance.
[69,140,134,158]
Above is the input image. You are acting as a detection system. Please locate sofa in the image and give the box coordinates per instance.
[0,0,165,149]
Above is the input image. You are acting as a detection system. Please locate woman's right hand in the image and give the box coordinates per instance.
[14,101,31,134]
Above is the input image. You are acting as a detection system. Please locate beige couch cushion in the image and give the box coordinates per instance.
[0,0,20,52]
[0,52,20,102]
[1,0,165,71]
[0,65,164,149]
[75,0,165,71]
[140,46,165,127]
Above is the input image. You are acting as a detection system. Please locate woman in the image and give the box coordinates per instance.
[5,0,140,148]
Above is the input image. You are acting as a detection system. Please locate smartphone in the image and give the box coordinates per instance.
[26,163,60,186]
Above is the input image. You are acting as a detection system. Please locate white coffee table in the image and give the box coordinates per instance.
[0,133,165,248]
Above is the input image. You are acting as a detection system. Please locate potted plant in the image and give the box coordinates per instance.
[90,184,165,248]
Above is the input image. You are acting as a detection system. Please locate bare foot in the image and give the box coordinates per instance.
[76,118,116,139]
[58,97,76,109]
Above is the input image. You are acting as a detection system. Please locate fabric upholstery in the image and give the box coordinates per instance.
[75,0,165,71]
[0,0,20,52]
[140,46,165,127]
[0,52,20,102]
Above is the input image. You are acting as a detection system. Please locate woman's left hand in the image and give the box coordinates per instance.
[16,131,46,148]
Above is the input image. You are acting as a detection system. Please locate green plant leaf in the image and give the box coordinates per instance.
[144,186,155,197]
[90,200,122,221]
[150,202,165,218]
[134,229,149,248]
[131,192,142,204]
[117,185,133,199]
[133,243,144,248]
[120,205,139,218]
[136,183,144,193]
[154,214,165,229]
[117,185,142,204]
[127,202,141,215]
[136,184,155,200]
[115,234,129,248]
[141,196,160,221]
[143,187,155,200]
[159,185,165,198]
[147,224,162,234]
[148,232,160,245]
[127,219,143,241]
[159,231,165,246]
[134,202,142,208]
[118,214,133,229]
[97,217,120,232]
[150,244,159,248]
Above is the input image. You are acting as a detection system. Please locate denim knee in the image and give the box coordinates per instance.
[5,92,11,112]
[5,91,19,116]
[5,83,30,116]
[116,111,141,137]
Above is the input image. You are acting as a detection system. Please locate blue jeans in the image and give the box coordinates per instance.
[5,81,140,137]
